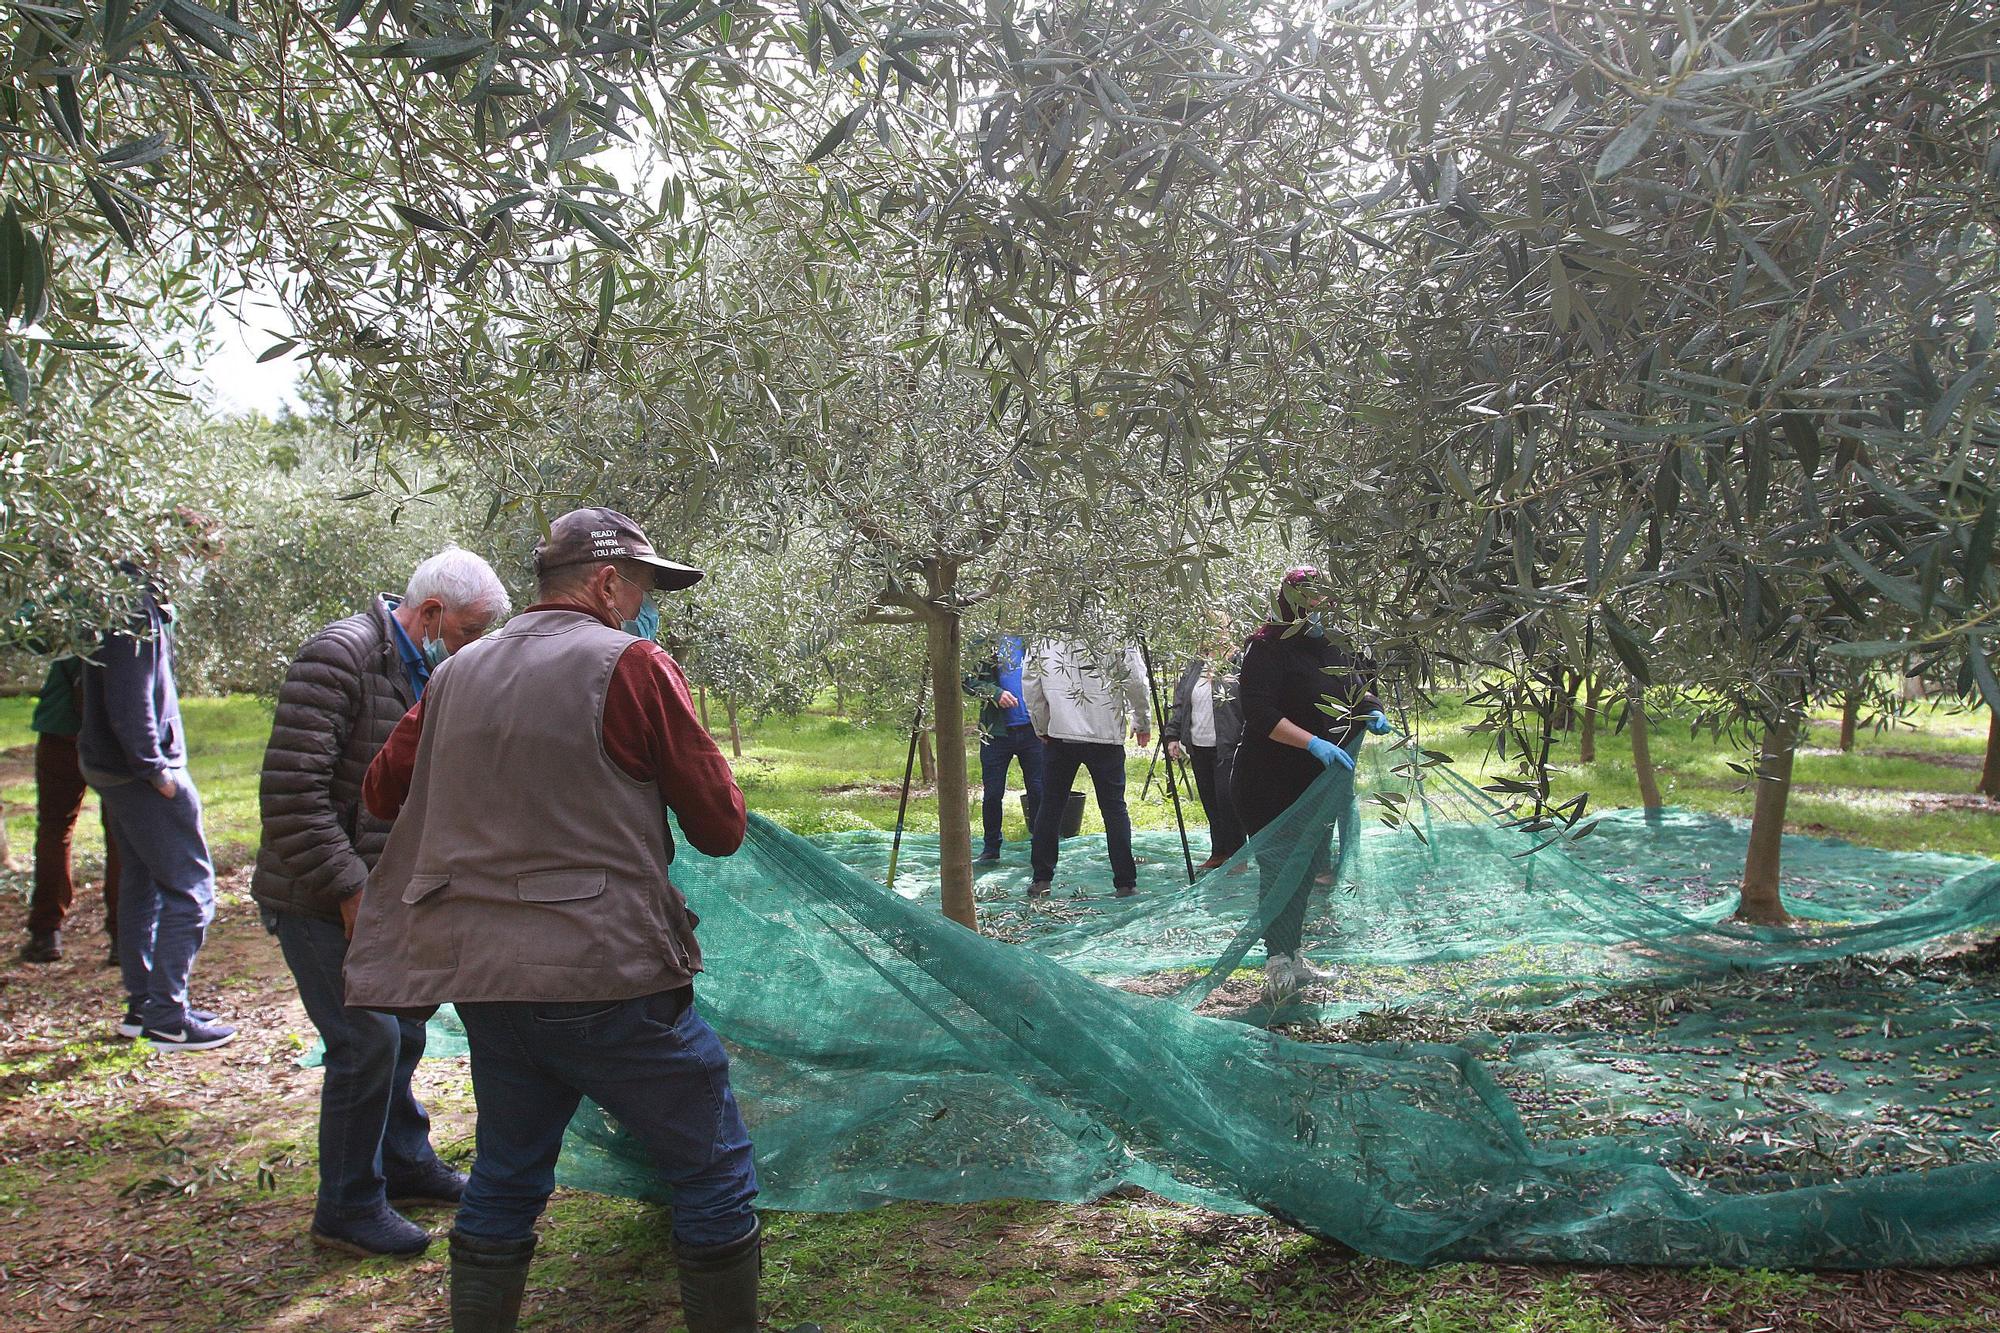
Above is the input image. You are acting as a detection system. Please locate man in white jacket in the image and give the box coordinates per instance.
[1022,639,1152,898]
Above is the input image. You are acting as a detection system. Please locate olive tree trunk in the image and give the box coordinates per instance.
[1549,690,1575,734]
[1838,690,1861,753]
[924,609,977,931]
[1980,707,2000,800]
[1736,711,1800,926]
[1579,676,1601,765]
[698,683,711,732]
[867,559,978,931]
[823,657,845,717]
[917,727,937,786]
[1627,679,1663,814]
[724,695,742,760]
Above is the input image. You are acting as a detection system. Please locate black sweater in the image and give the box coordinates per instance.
[1234,626,1382,802]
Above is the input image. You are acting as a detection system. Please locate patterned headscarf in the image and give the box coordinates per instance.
[1275,565,1328,618]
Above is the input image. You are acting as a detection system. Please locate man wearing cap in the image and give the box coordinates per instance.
[345,509,793,1333]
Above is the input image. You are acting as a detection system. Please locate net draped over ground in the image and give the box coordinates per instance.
[411,746,2000,1267]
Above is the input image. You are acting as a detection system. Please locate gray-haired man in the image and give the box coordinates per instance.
[252,546,511,1258]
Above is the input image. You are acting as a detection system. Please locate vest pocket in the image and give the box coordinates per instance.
[515,870,609,970]
[398,875,456,969]
[402,874,451,905]
[516,870,607,903]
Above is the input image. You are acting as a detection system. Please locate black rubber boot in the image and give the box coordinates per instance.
[448,1230,536,1333]
[676,1219,821,1333]
[20,929,62,963]
[675,1219,762,1333]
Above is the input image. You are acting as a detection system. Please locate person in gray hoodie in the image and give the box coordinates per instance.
[1022,637,1151,898]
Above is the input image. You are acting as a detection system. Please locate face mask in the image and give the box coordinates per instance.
[623,598,660,642]
[420,635,449,668]
[1302,610,1328,638]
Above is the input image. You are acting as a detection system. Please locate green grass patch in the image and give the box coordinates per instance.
[6,690,1996,876]
[1401,696,2000,859]
[1,693,270,870]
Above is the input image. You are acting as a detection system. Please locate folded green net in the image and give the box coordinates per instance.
[404,745,2000,1266]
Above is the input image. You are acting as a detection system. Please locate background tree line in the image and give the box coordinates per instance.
[4,0,1995,928]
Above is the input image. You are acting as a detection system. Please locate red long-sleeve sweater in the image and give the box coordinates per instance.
[362,602,746,858]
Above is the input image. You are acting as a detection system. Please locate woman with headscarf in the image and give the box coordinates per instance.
[1231,567,1390,1002]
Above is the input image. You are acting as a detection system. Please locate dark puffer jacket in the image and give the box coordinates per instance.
[250,596,418,921]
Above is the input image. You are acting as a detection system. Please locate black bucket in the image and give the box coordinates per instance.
[1021,790,1087,839]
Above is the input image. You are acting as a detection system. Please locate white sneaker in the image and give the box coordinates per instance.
[1263,955,1301,1004]
[1291,952,1336,982]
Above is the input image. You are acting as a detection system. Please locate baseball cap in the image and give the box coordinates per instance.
[533,507,703,591]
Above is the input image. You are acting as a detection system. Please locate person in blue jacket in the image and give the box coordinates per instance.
[961,633,1045,865]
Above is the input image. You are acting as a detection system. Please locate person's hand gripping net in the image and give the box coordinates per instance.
[1307,710,1396,770]
[1306,736,1355,771]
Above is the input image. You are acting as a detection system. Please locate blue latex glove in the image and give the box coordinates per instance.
[1366,709,1392,735]
[1307,736,1355,770]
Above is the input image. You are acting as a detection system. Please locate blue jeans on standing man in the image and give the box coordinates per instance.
[1031,737,1138,890]
[452,988,758,1249]
[96,769,214,1030]
[268,909,441,1221]
[979,723,1046,857]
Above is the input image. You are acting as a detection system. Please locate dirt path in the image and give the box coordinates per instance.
[0,864,474,1332]
[5,864,2000,1331]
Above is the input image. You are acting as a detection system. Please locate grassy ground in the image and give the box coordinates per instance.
[1,692,1997,1331]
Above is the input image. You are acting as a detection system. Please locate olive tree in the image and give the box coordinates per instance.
[1211,0,2000,920]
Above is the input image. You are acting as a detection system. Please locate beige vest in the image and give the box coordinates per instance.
[344,609,702,1007]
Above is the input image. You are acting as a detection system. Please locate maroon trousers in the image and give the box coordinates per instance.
[28,732,121,936]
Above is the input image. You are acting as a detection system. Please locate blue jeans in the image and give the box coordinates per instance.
[979,724,1046,855]
[453,989,757,1249]
[1031,738,1137,889]
[269,909,439,1219]
[97,770,214,1030]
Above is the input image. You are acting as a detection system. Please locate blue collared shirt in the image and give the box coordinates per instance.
[384,597,432,700]
[996,635,1031,728]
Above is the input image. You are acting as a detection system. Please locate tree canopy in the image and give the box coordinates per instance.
[5,0,1996,915]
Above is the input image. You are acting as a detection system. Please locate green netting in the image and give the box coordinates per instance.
[395,745,2000,1267]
